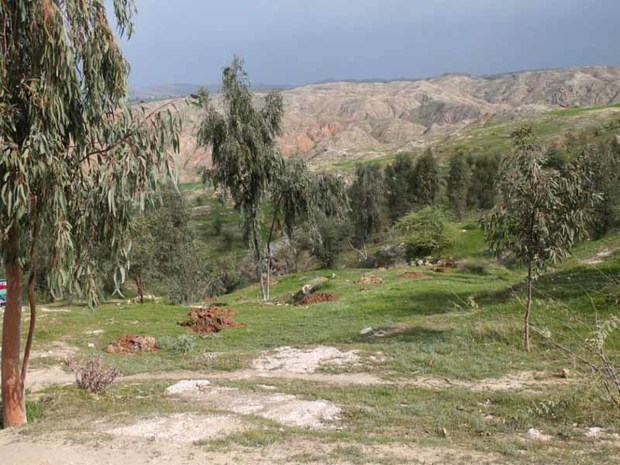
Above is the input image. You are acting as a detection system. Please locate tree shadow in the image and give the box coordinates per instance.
[475,263,618,309]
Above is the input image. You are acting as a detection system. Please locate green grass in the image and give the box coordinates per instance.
[8,228,619,464]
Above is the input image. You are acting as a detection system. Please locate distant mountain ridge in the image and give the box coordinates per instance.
[130,82,292,101]
[140,65,620,180]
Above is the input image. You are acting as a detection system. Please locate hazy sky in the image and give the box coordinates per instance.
[119,0,620,88]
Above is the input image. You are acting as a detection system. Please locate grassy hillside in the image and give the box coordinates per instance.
[17,230,620,463]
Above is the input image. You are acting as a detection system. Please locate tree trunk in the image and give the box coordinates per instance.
[21,215,41,388]
[2,228,26,427]
[524,259,533,352]
[134,275,145,304]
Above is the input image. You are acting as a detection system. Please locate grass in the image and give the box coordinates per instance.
[4,206,619,463]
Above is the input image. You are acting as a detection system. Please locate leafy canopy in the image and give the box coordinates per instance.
[0,0,180,303]
[481,126,597,272]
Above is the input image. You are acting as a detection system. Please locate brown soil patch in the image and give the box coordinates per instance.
[296,292,338,305]
[356,274,383,285]
[106,335,158,354]
[402,271,425,279]
[178,306,244,333]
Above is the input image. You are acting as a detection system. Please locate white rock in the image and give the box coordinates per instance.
[585,427,603,438]
[359,327,373,335]
[165,380,211,396]
[527,428,552,441]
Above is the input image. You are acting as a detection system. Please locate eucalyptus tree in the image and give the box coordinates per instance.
[349,164,384,249]
[411,149,440,207]
[0,1,180,427]
[303,173,350,268]
[481,126,597,351]
[197,57,284,300]
[384,153,415,220]
[446,151,470,219]
[264,158,315,299]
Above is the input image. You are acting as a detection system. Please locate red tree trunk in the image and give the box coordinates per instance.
[2,229,26,427]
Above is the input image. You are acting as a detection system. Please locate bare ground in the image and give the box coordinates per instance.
[1,345,587,464]
[0,431,506,465]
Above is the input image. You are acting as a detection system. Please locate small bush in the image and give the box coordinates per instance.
[396,207,456,259]
[65,357,119,394]
[158,334,196,354]
[212,215,224,236]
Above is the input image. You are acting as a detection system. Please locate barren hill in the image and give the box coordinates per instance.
[154,66,620,180]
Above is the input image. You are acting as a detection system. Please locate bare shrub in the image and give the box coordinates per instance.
[65,357,120,394]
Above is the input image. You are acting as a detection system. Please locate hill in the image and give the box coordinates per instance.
[146,66,620,180]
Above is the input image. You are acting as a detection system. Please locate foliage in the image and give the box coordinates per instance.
[205,254,243,297]
[446,151,470,219]
[396,207,456,259]
[157,335,196,355]
[467,154,500,210]
[196,57,284,299]
[66,357,119,395]
[481,126,598,350]
[302,216,352,268]
[300,173,351,268]
[384,153,415,220]
[587,316,620,407]
[264,158,316,298]
[579,139,620,238]
[349,164,384,246]
[129,187,201,303]
[0,0,179,426]
[411,149,440,207]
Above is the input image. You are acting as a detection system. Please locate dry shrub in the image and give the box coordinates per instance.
[178,306,244,334]
[296,292,338,306]
[66,357,119,394]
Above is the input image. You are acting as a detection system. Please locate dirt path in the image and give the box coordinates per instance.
[22,343,573,394]
[0,431,505,465]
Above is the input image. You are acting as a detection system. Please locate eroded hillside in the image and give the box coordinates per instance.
[149,66,620,180]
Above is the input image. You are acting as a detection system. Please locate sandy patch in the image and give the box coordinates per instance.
[25,366,74,391]
[107,413,244,443]
[582,249,614,265]
[30,341,79,360]
[40,307,71,313]
[125,368,386,386]
[402,371,572,392]
[166,380,341,429]
[252,346,360,374]
[0,432,504,465]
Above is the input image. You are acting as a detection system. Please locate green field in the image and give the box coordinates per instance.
[11,227,619,464]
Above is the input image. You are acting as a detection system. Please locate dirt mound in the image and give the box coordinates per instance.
[166,381,341,429]
[296,292,337,305]
[178,306,244,334]
[106,335,158,354]
[402,271,425,280]
[356,274,383,285]
[252,346,360,374]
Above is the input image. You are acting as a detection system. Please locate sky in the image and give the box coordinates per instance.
[118,0,620,89]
